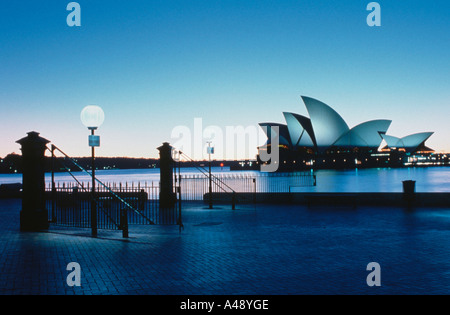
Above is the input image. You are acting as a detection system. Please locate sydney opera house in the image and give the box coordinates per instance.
[257,96,435,170]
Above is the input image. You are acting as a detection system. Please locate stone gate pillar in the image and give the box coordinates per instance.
[158,142,175,208]
[16,131,50,231]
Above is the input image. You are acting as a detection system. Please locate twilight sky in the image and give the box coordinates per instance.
[1,0,449,160]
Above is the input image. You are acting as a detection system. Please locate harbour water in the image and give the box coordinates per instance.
[1,166,449,193]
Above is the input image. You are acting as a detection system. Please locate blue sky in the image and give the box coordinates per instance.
[1,0,449,159]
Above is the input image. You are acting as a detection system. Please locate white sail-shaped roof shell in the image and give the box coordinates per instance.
[333,120,392,148]
[259,123,291,147]
[301,96,349,152]
[381,134,401,148]
[259,96,434,154]
[283,112,316,148]
[381,132,434,152]
[401,132,433,149]
[283,113,304,147]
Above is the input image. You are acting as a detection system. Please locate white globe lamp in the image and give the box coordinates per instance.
[80,105,105,130]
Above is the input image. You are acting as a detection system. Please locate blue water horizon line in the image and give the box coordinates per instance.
[1,166,449,193]
[20,166,450,193]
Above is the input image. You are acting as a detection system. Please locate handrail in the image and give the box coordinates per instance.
[175,150,259,207]
[48,146,121,228]
[48,145,155,225]
[177,151,236,195]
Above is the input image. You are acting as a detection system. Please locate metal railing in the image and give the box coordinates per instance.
[46,182,180,226]
[46,145,182,237]
[175,150,241,208]
[173,149,316,204]
[178,172,316,201]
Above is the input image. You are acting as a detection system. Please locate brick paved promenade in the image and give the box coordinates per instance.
[1,198,450,295]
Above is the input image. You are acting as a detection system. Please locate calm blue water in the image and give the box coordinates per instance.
[0,166,449,193]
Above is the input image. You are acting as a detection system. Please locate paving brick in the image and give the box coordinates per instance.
[1,199,450,294]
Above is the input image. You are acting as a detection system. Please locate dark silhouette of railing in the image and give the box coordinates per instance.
[176,150,242,209]
[179,172,316,200]
[174,150,316,206]
[46,145,182,237]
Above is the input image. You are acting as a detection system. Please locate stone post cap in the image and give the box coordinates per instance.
[157,142,173,151]
[16,131,50,146]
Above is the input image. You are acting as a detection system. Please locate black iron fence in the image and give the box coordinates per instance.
[173,150,316,206]
[179,172,316,201]
[46,182,181,231]
[45,144,183,238]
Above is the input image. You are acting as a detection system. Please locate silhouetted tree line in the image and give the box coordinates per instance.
[0,154,21,173]
[0,153,254,174]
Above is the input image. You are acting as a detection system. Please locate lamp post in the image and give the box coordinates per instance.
[207,141,214,209]
[80,105,105,237]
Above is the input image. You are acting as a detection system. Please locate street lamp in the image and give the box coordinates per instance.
[207,141,214,209]
[80,105,105,237]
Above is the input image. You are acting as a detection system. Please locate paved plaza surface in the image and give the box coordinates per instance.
[1,198,450,295]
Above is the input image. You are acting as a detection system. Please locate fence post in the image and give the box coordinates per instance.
[121,208,128,238]
[16,132,50,231]
[178,160,183,232]
[51,145,56,223]
[253,178,256,203]
[232,192,236,210]
[158,142,176,208]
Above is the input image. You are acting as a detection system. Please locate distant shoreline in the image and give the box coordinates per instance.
[0,158,449,175]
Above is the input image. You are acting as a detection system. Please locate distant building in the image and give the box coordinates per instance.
[258,96,435,170]
[380,133,434,153]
